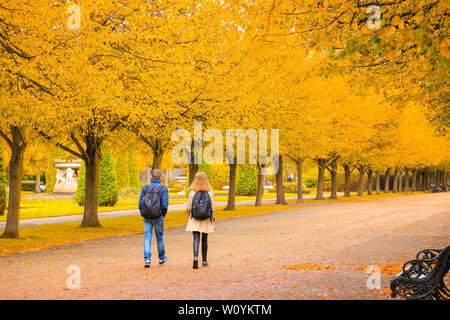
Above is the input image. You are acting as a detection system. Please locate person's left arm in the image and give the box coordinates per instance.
[210,190,215,221]
[160,186,169,216]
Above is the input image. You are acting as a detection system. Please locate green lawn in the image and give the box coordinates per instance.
[0,192,296,221]
[0,197,183,222]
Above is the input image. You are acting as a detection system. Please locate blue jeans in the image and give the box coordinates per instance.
[143,216,166,261]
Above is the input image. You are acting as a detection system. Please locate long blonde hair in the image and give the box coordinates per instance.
[188,171,213,192]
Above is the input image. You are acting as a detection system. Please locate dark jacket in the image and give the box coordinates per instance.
[138,178,169,216]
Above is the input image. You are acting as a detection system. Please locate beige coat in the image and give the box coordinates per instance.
[185,190,215,233]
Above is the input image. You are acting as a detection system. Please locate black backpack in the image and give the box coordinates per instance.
[140,184,164,220]
[191,191,212,222]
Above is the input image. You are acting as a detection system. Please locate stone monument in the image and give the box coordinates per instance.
[53,158,82,193]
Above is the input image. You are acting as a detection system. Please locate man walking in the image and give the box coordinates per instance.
[138,169,169,268]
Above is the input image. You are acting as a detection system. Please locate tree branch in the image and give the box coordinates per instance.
[0,129,13,148]
[38,131,84,160]
[70,133,89,161]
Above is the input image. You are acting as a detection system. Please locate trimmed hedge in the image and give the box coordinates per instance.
[75,163,86,206]
[212,164,229,190]
[268,181,311,194]
[127,154,139,189]
[98,152,119,206]
[198,163,212,181]
[75,151,119,207]
[115,152,139,193]
[44,161,57,193]
[236,164,258,196]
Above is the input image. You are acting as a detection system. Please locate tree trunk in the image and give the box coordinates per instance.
[416,169,421,190]
[422,168,427,191]
[188,139,199,186]
[144,137,165,171]
[34,174,41,193]
[392,168,399,193]
[404,168,409,194]
[224,161,237,211]
[296,159,304,203]
[0,153,5,216]
[411,169,417,192]
[384,168,390,193]
[328,161,337,199]
[420,169,424,190]
[375,171,381,194]
[188,163,199,187]
[315,158,326,200]
[1,126,26,239]
[367,168,373,195]
[275,155,287,205]
[152,150,163,171]
[344,164,352,197]
[80,142,102,228]
[421,170,425,190]
[357,165,365,196]
[255,164,265,206]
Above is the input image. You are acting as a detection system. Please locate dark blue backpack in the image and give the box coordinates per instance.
[191,191,212,222]
[140,184,164,219]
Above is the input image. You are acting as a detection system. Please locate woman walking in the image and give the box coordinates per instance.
[186,172,215,269]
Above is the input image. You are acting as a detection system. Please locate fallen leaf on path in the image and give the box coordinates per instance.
[280,263,336,271]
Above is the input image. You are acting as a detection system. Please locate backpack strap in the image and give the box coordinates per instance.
[146,184,165,193]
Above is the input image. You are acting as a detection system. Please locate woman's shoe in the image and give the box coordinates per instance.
[202,261,208,267]
[193,260,199,269]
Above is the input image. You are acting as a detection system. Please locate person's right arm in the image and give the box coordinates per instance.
[186,191,193,215]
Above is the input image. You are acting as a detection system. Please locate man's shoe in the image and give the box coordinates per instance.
[144,259,151,268]
[193,259,199,269]
[159,257,168,265]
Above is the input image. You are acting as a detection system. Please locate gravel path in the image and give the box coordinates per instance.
[0,192,448,299]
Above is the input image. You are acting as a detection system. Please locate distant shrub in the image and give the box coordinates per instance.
[169,183,184,193]
[120,186,140,198]
[305,177,318,188]
[283,182,297,193]
[236,165,258,196]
